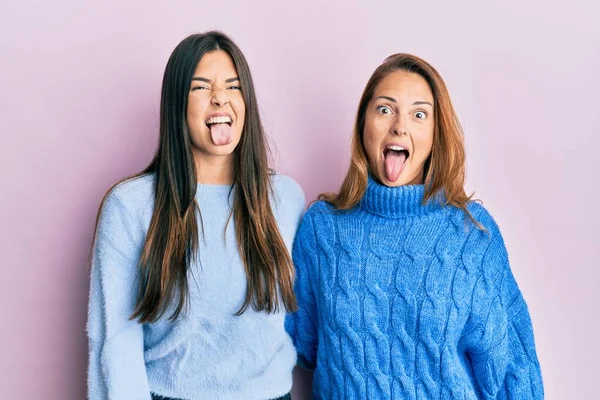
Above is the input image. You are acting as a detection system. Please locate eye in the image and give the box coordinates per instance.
[414,110,427,120]
[191,85,209,91]
[227,85,241,90]
[376,105,392,115]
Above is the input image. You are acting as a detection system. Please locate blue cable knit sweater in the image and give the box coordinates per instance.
[87,173,305,400]
[286,176,543,399]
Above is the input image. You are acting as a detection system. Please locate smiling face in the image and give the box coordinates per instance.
[186,50,246,161]
[363,70,435,187]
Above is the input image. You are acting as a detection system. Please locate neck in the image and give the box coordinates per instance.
[360,174,443,218]
[194,152,235,185]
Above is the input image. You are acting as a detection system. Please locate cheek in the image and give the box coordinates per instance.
[413,126,434,161]
[363,122,382,160]
[362,130,377,161]
[233,98,246,131]
[187,98,207,129]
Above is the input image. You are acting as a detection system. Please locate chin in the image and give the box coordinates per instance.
[385,179,406,187]
[212,146,237,156]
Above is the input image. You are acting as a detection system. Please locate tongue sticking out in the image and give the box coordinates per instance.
[210,123,233,146]
[384,151,407,182]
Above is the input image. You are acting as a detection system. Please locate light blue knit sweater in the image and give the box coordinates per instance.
[286,176,544,399]
[87,173,305,400]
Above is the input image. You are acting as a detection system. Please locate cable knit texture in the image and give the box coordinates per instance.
[87,173,305,400]
[286,176,543,399]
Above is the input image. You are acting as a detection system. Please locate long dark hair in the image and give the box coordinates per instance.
[93,31,297,323]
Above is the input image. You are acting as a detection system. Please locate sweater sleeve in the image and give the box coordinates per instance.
[86,192,151,400]
[285,210,319,369]
[463,226,544,399]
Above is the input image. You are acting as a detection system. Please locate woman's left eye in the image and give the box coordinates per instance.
[227,85,241,90]
[414,111,427,119]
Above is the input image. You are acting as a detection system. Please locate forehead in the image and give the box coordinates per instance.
[193,50,238,77]
[374,71,433,102]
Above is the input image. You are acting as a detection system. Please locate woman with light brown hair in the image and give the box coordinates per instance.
[286,54,543,399]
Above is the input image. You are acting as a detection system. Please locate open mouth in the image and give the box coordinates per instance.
[384,144,409,160]
[383,144,410,182]
[205,115,233,128]
[205,115,234,146]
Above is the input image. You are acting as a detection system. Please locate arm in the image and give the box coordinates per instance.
[285,211,319,369]
[464,227,544,399]
[86,192,151,400]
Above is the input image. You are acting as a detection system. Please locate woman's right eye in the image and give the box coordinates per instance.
[376,105,392,115]
[191,85,209,91]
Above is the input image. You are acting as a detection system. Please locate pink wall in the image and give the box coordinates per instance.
[1,1,598,398]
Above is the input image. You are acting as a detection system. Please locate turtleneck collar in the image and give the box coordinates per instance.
[360,175,443,218]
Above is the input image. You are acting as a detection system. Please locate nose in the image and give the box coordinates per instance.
[211,88,229,108]
[391,114,408,136]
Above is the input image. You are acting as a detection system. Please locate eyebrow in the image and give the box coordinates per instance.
[376,96,397,103]
[375,96,433,107]
[413,100,433,107]
[191,77,239,83]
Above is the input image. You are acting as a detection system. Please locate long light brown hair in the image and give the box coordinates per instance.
[320,53,476,220]
[92,31,297,323]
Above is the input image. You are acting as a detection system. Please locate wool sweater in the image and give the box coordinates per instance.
[286,176,543,399]
[87,173,305,400]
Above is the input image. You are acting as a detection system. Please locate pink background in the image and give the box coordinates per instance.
[1,1,598,399]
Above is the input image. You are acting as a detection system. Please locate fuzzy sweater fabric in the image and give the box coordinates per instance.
[286,176,543,399]
[87,173,305,400]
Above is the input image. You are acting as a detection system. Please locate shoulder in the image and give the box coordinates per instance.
[467,201,500,233]
[271,173,305,203]
[295,199,339,235]
[444,200,503,239]
[94,174,155,250]
[100,173,155,221]
[268,173,307,240]
[304,199,337,219]
[270,172,306,214]
[292,200,343,259]
[463,201,512,281]
[441,201,509,274]
[108,173,154,205]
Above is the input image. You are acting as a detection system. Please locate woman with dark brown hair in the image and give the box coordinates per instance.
[87,31,303,400]
[286,54,543,399]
